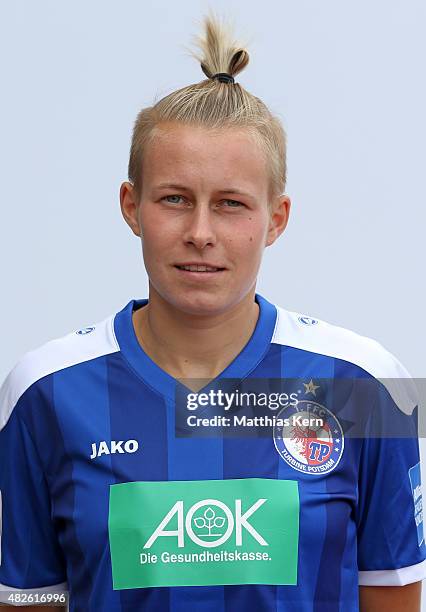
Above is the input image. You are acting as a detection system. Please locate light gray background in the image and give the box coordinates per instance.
[1,0,425,604]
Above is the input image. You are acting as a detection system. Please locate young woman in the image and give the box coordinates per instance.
[0,10,424,612]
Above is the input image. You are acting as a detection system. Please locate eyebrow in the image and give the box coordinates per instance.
[153,182,255,200]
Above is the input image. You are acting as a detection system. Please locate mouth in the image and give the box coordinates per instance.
[174,264,226,277]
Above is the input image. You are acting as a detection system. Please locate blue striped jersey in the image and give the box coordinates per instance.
[0,292,425,611]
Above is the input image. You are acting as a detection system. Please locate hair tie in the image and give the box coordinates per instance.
[211,73,235,84]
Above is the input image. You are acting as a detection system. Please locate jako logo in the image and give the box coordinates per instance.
[143,498,268,549]
[90,439,139,459]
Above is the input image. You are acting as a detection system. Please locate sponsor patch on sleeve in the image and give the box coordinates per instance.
[408,461,424,546]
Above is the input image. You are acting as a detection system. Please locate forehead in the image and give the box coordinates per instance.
[142,123,268,195]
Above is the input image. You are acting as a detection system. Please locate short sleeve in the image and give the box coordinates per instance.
[356,373,426,586]
[0,386,68,604]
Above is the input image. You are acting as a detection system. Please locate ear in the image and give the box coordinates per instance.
[120,182,141,237]
[265,195,291,247]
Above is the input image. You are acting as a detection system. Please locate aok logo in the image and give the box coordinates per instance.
[144,498,268,549]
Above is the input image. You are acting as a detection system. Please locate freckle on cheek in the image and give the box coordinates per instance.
[249,237,253,241]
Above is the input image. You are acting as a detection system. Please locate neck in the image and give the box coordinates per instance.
[132,286,260,382]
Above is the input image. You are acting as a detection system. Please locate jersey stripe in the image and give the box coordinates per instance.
[272,307,418,416]
[0,314,119,432]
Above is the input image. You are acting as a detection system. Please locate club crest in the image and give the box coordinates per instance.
[274,400,344,475]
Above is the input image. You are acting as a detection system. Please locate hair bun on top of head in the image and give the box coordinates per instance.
[186,10,250,85]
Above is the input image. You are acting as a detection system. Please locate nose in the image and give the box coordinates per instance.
[182,204,217,249]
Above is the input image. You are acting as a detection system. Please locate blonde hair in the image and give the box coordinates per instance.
[128,9,287,207]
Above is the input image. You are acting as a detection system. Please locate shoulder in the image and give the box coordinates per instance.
[0,311,119,432]
[271,305,418,415]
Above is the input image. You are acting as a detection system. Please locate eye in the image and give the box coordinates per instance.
[222,199,244,208]
[162,194,184,204]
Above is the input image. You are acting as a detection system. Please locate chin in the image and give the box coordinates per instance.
[169,292,234,316]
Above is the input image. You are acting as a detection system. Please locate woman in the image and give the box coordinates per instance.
[0,10,424,612]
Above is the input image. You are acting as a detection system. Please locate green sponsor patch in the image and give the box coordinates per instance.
[108,478,299,589]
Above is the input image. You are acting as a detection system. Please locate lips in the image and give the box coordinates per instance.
[175,264,225,272]
[173,264,226,277]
